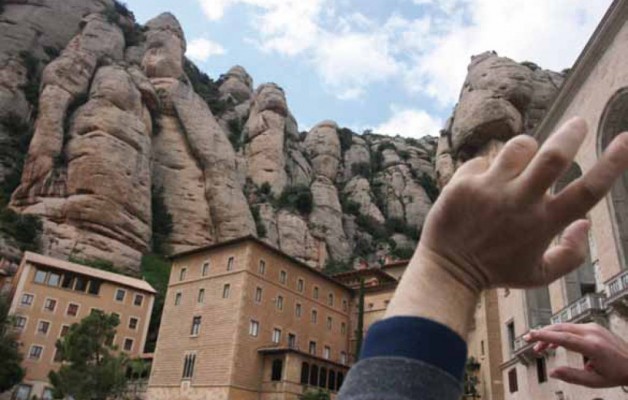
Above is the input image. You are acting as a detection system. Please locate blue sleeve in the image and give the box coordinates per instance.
[359,316,467,380]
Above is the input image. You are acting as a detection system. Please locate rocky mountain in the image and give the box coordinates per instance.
[0,1,564,275]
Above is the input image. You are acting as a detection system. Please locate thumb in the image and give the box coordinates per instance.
[541,219,590,283]
[551,366,608,388]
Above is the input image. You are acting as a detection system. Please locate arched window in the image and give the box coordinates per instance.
[328,370,336,391]
[336,372,344,391]
[599,88,628,270]
[310,365,319,386]
[554,163,596,302]
[271,359,283,381]
[300,362,310,384]
[319,367,327,388]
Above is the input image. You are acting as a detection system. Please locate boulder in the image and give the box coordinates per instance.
[304,120,341,181]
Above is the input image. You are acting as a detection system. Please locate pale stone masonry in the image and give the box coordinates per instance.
[7,252,156,400]
[147,236,357,400]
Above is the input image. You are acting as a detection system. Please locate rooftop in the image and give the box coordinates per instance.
[170,235,352,292]
[23,252,156,294]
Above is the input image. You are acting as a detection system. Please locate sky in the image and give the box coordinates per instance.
[124,0,611,138]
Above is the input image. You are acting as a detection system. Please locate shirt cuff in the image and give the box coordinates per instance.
[359,316,468,380]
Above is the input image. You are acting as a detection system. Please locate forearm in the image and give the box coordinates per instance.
[385,245,479,339]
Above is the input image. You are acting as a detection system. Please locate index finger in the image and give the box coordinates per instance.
[525,330,595,356]
[549,131,628,226]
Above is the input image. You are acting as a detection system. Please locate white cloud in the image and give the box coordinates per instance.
[374,106,443,138]
[186,38,226,62]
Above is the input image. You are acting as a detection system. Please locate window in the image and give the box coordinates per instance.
[320,367,328,388]
[191,316,201,336]
[310,365,319,386]
[20,294,34,306]
[288,333,296,348]
[129,317,139,330]
[309,341,317,355]
[507,321,515,352]
[481,340,485,356]
[53,348,63,363]
[88,280,102,295]
[123,338,134,351]
[29,345,43,360]
[329,370,336,391]
[61,274,74,289]
[198,288,205,303]
[508,368,518,393]
[255,287,262,303]
[341,351,347,364]
[327,316,332,330]
[323,346,331,359]
[134,294,144,306]
[279,270,287,284]
[115,289,126,302]
[295,303,302,318]
[272,328,281,344]
[182,353,196,379]
[42,388,53,400]
[341,322,346,335]
[276,295,284,311]
[328,293,334,306]
[536,357,547,383]
[47,272,61,287]
[202,261,210,276]
[342,299,348,311]
[227,257,234,271]
[337,372,344,391]
[59,325,69,337]
[37,320,50,335]
[34,270,47,284]
[297,278,304,292]
[300,362,310,384]
[311,309,318,323]
[271,359,283,381]
[313,286,319,299]
[66,303,79,317]
[223,284,231,298]
[14,385,32,400]
[179,268,187,281]
[175,292,182,305]
[74,276,87,292]
[15,316,27,330]
[249,320,260,337]
[258,260,266,275]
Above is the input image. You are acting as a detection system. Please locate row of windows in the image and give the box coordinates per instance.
[20,294,81,317]
[33,268,103,296]
[26,335,136,364]
[507,358,547,394]
[173,284,231,306]
[248,320,347,363]
[178,258,349,311]
[15,313,141,339]
[299,362,345,392]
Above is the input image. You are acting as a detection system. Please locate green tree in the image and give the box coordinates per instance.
[48,311,129,400]
[463,357,481,399]
[140,253,170,353]
[0,295,24,393]
[354,278,365,360]
[300,388,330,400]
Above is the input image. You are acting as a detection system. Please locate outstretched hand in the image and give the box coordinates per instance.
[524,323,628,388]
[420,117,628,291]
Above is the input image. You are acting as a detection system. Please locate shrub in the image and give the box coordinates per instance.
[227,119,244,151]
[337,127,354,153]
[371,150,384,172]
[323,259,351,276]
[259,182,272,196]
[141,253,170,352]
[113,0,132,18]
[378,142,396,152]
[43,46,60,59]
[370,182,387,216]
[183,58,230,116]
[356,214,388,242]
[124,23,145,47]
[391,246,415,260]
[19,51,40,110]
[277,185,313,215]
[0,208,42,252]
[398,150,410,160]
[251,205,267,238]
[354,237,374,257]
[68,256,117,273]
[351,162,371,179]
[151,185,173,254]
[0,115,33,204]
[418,174,439,203]
[342,199,360,216]
[102,6,119,24]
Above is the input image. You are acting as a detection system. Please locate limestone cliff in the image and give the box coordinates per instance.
[0,3,562,274]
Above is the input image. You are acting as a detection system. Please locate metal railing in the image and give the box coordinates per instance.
[606,270,628,300]
[550,293,605,324]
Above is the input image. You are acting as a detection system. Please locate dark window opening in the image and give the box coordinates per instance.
[328,370,336,391]
[271,359,283,381]
[536,357,547,383]
[310,365,319,386]
[337,372,344,391]
[319,367,328,388]
[508,368,518,393]
[300,362,310,385]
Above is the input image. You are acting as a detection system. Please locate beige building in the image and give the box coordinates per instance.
[147,236,355,400]
[7,252,156,400]
[496,0,628,399]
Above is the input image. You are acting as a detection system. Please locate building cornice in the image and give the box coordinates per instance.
[534,0,628,142]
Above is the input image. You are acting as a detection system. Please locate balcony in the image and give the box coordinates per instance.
[605,270,628,312]
[550,293,606,325]
[512,324,546,365]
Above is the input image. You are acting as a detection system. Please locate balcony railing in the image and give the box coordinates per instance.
[605,270,628,306]
[550,293,605,324]
[512,324,546,365]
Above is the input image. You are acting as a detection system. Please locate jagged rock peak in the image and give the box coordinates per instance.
[219,65,254,103]
[145,12,186,45]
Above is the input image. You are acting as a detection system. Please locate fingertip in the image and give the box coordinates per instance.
[567,116,588,134]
